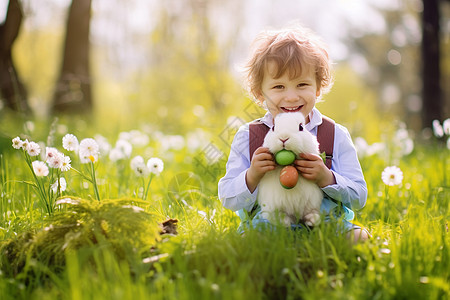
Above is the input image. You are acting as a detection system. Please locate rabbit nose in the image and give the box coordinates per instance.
[280,138,289,145]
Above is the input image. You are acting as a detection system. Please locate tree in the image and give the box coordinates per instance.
[51,0,92,114]
[421,0,443,128]
[0,0,30,114]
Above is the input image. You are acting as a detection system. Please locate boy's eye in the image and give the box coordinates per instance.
[273,85,284,89]
[298,83,309,87]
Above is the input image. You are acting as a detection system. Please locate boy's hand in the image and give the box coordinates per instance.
[246,147,276,193]
[294,153,336,188]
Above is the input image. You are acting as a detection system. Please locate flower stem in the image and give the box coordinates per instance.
[90,161,101,201]
[143,174,154,201]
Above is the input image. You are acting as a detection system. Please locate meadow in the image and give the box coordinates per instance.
[0,101,449,300]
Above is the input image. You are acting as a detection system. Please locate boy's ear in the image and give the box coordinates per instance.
[316,89,321,97]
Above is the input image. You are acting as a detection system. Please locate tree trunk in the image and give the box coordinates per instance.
[52,0,92,114]
[0,0,30,114]
[421,0,442,129]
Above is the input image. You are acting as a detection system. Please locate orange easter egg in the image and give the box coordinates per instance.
[279,166,298,189]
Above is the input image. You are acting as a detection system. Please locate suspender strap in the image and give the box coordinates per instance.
[317,116,335,169]
[248,116,335,169]
[249,121,270,161]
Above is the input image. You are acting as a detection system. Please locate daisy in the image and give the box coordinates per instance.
[51,177,67,193]
[26,141,41,157]
[32,161,49,177]
[147,157,164,176]
[12,137,22,149]
[45,147,60,163]
[80,152,98,164]
[381,166,403,186]
[79,138,99,158]
[60,155,71,172]
[47,151,65,169]
[62,134,79,152]
[21,139,29,151]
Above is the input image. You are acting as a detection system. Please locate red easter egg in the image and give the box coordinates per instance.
[279,166,298,189]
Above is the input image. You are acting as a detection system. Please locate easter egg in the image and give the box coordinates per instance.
[279,165,298,189]
[275,149,296,166]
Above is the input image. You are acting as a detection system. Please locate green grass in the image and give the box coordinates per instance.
[0,119,449,300]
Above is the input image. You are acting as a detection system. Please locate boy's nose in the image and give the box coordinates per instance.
[285,89,299,101]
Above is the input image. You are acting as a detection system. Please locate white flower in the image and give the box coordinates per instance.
[32,161,49,177]
[12,137,22,149]
[45,147,60,163]
[62,134,79,152]
[79,138,99,158]
[443,118,450,136]
[26,141,41,157]
[128,130,149,147]
[109,148,126,162]
[130,156,149,177]
[115,140,133,158]
[60,155,71,172]
[94,134,111,155]
[51,177,67,193]
[79,152,98,164]
[432,120,444,138]
[47,151,65,169]
[147,157,164,176]
[21,139,29,150]
[382,166,403,186]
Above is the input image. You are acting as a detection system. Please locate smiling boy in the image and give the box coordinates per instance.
[218,25,369,242]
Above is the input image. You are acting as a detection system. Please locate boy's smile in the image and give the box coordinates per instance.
[259,61,320,124]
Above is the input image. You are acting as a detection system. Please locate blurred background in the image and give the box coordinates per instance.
[0,0,449,143]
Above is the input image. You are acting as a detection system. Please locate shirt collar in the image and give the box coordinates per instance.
[259,107,323,131]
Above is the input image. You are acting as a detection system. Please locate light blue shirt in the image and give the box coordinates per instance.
[218,108,367,214]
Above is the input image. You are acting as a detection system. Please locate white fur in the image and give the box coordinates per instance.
[257,112,323,227]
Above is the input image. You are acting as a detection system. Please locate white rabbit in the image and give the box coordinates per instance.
[257,112,323,227]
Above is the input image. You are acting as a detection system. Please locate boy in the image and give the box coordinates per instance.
[218,25,369,242]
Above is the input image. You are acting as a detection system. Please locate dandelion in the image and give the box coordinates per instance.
[109,148,126,162]
[130,156,149,177]
[51,177,67,193]
[94,134,111,155]
[382,166,403,186]
[115,139,133,158]
[147,157,164,176]
[62,134,79,151]
[32,161,49,177]
[26,141,41,157]
[79,138,99,158]
[12,137,22,149]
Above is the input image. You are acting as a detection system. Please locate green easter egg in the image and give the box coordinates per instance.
[275,149,296,166]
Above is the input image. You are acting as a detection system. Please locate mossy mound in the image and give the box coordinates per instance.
[0,197,167,277]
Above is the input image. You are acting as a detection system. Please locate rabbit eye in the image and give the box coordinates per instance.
[272,125,275,131]
[299,124,304,131]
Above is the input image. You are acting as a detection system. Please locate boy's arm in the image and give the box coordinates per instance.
[218,127,258,212]
[321,125,368,210]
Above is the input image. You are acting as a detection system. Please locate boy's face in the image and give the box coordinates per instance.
[259,61,320,124]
